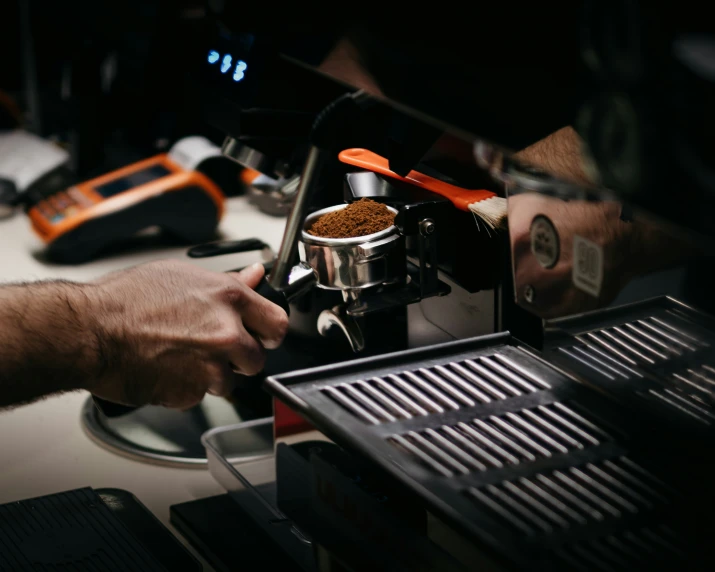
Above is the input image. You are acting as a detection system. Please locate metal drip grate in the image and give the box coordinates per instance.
[387,402,613,477]
[548,299,715,429]
[464,456,673,538]
[561,313,707,379]
[320,351,550,425]
[555,524,685,571]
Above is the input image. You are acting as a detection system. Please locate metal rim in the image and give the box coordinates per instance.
[80,397,209,469]
[301,203,399,246]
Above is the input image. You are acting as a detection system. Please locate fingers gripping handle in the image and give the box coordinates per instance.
[254,277,290,316]
[93,274,290,418]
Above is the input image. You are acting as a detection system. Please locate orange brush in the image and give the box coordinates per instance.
[338,148,507,231]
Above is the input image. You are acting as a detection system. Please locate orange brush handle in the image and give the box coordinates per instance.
[240,167,261,186]
[338,148,495,211]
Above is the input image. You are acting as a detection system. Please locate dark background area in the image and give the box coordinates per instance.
[0,0,220,178]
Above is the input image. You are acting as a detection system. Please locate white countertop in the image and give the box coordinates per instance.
[0,196,287,571]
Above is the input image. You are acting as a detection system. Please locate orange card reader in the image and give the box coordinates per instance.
[25,136,228,263]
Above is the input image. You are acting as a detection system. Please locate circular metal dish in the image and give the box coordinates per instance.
[81,394,246,468]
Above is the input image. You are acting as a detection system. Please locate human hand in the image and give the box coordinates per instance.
[84,260,289,409]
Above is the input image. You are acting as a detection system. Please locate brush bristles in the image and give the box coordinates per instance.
[468,196,508,231]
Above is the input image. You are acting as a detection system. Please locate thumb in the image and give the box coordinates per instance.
[231,262,266,290]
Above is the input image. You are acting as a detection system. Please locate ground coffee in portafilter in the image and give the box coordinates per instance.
[307,198,395,239]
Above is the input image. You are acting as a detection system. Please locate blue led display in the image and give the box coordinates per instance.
[233,60,247,82]
[208,50,248,82]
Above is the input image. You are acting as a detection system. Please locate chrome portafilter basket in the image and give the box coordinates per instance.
[299,204,405,291]
[294,204,407,351]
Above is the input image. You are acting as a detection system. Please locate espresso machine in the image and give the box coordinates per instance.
[184,26,506,362]
[82,17,504,464]
[165,4,715,571]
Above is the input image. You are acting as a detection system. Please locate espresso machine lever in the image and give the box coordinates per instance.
[267,90,371,293]
[267,144,324,293]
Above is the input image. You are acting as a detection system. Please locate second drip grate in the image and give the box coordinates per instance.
[545,297,715,430]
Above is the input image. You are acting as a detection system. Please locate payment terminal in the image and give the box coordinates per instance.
[24,136,230,263]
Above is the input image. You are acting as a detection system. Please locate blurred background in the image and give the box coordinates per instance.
[0,0,222,177]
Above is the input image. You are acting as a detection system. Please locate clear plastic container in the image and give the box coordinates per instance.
[201,418,315,571]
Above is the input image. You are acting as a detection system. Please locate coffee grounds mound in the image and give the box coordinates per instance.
[307,198,395,239]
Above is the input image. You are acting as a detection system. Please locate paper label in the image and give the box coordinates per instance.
[167,136,221,171]
[0,130,70,191]
[572,235,603,297]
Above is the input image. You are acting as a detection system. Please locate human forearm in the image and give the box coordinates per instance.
[0,281,100,408]
[514,126,593,187]
[0,261,288,412]
[514,127,705,273]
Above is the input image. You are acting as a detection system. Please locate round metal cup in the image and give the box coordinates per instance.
[299,204,405,290]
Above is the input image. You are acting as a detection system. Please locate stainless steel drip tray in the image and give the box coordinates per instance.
[544,296,715,435]
[265,331,715,571]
